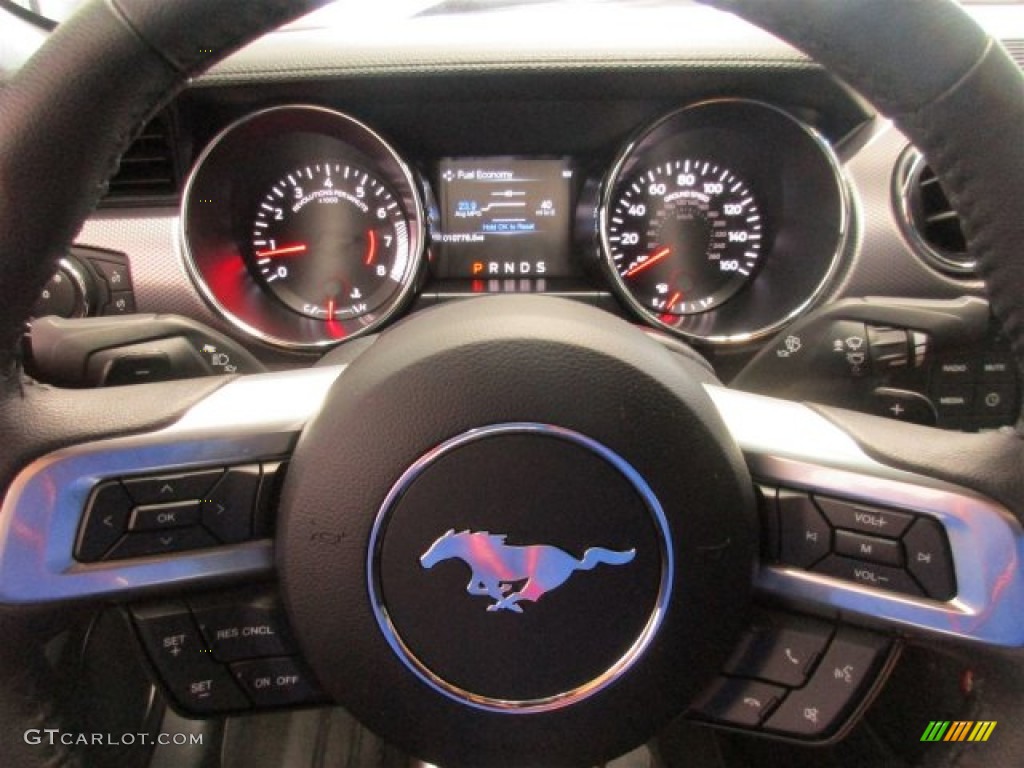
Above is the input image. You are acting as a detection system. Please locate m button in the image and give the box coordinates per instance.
[833,531,902,567]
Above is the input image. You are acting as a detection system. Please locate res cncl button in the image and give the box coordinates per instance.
[190,591,297,662]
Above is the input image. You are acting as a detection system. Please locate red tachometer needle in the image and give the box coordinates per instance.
[255,244,307,258]
[623,246,670,278]
[364,230,377,266]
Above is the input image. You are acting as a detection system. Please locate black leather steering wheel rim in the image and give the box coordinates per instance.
[1,1,1023,766]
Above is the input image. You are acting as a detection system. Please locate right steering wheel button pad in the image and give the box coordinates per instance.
[132,587,325,715]
[761,486,956,601]
[75,461,284,562]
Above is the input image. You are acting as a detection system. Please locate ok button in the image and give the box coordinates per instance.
[130,500,202,531]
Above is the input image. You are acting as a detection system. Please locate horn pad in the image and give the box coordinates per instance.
[278,296,756,767]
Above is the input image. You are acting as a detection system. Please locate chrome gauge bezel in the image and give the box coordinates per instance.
[181,105,426,349]
[599,99,850,345]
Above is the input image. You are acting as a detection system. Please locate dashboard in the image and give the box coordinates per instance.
[26,1,1022,421]
[180,97,846,349]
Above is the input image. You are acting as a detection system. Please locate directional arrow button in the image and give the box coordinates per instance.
[122,469,223,505]
[77,482,132,562]
[106,527,219,560]
[201,465,260,544]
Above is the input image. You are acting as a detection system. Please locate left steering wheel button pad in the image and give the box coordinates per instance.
[75,462,281,562]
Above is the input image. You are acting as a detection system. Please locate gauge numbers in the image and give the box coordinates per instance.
[606,159,763,316]
[251,162,410,320]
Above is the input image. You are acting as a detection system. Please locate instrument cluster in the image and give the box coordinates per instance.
[182,99,849,349]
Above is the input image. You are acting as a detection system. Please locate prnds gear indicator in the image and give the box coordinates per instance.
[436,158,573,278]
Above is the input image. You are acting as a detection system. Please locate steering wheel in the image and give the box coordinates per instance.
[2,1,1024,766]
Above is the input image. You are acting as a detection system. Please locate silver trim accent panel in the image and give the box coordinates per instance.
[2,366,1021,649]
[0,367,342,604]
[707,386,1024,648]
[366,423,674,713]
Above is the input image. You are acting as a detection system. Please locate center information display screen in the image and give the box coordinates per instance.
[435,157,573,279]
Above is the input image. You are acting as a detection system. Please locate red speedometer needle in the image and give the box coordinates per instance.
[364,230,377,265]
[624,246,670,278]
[255,244,307,258]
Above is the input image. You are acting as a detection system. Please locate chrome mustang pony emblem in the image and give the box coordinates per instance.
[419,529,636,613]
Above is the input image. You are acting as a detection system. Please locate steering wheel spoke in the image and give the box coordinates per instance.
[0,367,342,603]
[708,386,1024,647]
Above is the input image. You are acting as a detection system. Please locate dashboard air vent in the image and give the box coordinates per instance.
[895,148,975,276]
[1004,39,1024,70]
[102,114,179,206]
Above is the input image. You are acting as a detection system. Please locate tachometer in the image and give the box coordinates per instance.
[606,160,762,316]
[182,105,426,349]
[250,163,409,320]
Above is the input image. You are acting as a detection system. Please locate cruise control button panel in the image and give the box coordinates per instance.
[75,460,286,562]
[132,587,325,716]
[133,601,249,714]
[691,612,895,742]
[760,486,957,601]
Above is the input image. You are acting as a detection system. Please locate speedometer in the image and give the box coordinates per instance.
[599,100,848,344]
[606,160,762,316]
